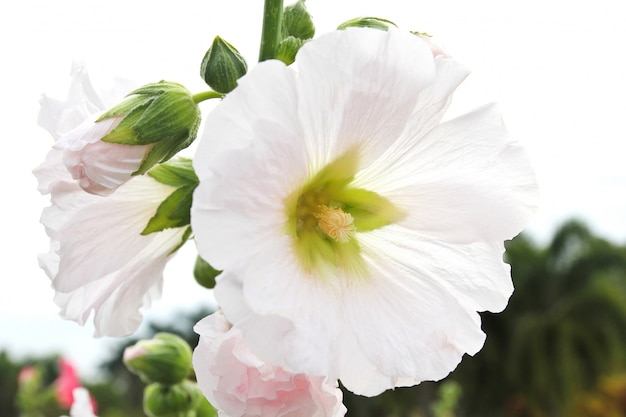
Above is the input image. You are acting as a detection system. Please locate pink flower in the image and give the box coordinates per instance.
[193,312,346,417]
[55,359,81,409]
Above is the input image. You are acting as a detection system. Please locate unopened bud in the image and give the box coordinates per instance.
[282,0,315,40]
[124,333,192,384]
[143,381,203,417]
[55,81,200,196]
[276,36,304,66]
[337,17,397,31]
[200,36,247,94]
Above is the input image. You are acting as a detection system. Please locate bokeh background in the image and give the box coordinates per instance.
[1,0,625,416]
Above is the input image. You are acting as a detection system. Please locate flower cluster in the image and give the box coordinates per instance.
[35,4,538,416]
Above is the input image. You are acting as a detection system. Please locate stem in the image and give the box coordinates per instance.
[258,0,284,61]
[192,90,224,104]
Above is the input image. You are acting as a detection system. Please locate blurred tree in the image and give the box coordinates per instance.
[452,220,626,417]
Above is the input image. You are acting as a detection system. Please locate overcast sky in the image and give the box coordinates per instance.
[1,0,625,377]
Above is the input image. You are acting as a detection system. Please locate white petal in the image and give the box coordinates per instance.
[33,149,73,194]
[295,29,436,170]
[192,67,308,270]
[362,104,539,243]
[41,172,186,337]
[193,60,302,180]
[362,226,513,313]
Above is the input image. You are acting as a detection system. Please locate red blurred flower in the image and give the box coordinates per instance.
[55,358,81,408]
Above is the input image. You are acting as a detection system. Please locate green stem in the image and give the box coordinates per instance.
[192,90,224,104]
[258,0,284,61]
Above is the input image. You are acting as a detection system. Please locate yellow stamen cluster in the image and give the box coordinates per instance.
[314,206,356,242]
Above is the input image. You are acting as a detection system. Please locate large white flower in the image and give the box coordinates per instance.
[191,28,539,396]
[35,65,188,337]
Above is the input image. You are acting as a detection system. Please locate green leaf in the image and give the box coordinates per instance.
[142,158,199,235]
[193,256,222,289]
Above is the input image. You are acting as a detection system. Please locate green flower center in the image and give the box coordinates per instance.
[285,149,404,279]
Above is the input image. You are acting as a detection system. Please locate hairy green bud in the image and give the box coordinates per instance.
[143,381,203,417]
[124,333,192,384]
[282,0,315,40]
[97,81,201,175]
[200,36,247,94]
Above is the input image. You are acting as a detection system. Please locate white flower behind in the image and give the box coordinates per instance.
[35,64,188,337]
[191,28,539,396]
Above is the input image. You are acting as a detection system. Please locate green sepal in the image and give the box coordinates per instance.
[98,81,201,175]
[142,158,199,235]
[200,36,248,94]
[337,16,397,31]
[194,256,222,289]
[276,36,304,65]
[282,0,315,40]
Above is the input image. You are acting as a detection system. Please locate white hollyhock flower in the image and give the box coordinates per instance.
[35,65,188,337]
[193,312,346,417]
[191,28,539,396]
[35,150,187,336]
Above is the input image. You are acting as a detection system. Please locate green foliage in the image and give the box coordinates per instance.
[452,220,626,417]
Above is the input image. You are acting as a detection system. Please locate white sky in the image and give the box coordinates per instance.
[1,0,625,377]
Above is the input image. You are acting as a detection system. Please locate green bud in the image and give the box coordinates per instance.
[337,16,397,31]
[282,0,315,40]
[193,395,218,417]
[200,36,247,94]
[97,81,201,175]
[124,333,192,384]
[143,381,203,417]
[276,36,304,66]
[193,255,221,289]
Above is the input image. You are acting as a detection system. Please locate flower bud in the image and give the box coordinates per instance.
[200,36,247,94]
[282,0,315,40]
[337,16,397,31]
[276,36,304,66]
[143,381,203,417]
[124,333,192,384]
[56,81,201,196]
